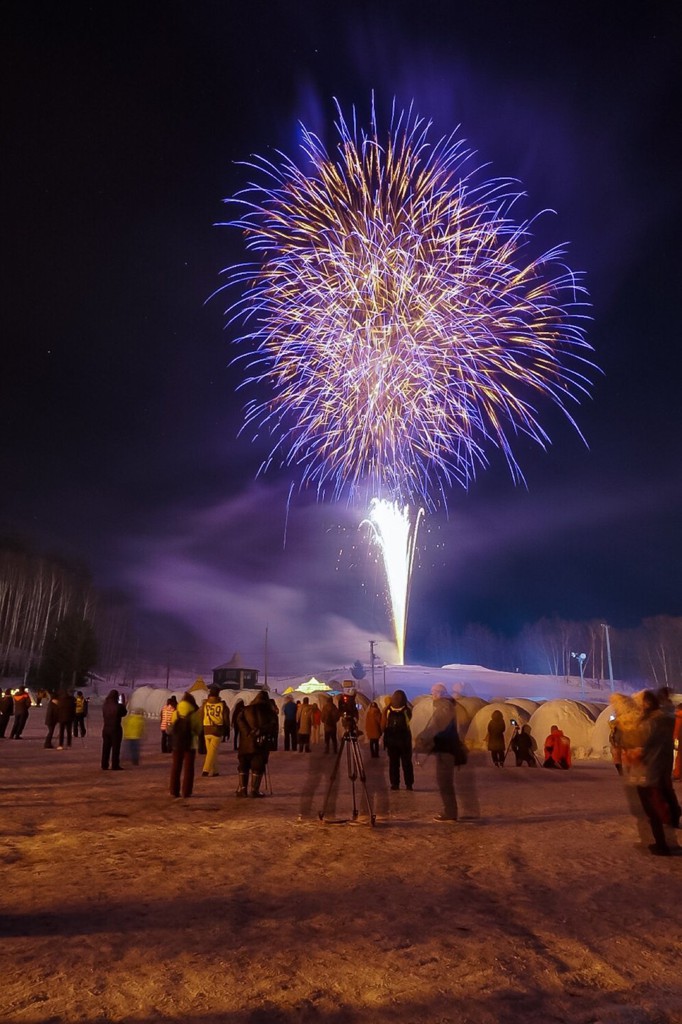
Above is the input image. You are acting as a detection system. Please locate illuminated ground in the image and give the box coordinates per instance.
[1,719,680,1024]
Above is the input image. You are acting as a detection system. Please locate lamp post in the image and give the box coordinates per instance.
[601,623,614,692]
[571,651,587,698]
[369,640,377,699]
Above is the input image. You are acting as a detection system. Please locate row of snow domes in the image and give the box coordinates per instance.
[127,684,669,762]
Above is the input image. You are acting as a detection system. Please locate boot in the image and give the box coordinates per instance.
[236,773,249,798]
[250,773,265,798]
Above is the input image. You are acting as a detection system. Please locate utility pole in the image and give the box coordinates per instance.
[601,623,614,692]
[264,624,269,689]
[369,640,377,699]
[571,651,587,698]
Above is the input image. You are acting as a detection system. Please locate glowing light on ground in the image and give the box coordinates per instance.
[362,498,424,665]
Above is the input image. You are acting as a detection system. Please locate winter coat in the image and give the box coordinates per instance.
[171,699,202,752]
[13,691,31,717]
[320,700,340,730]
[238,694,278,755]
[381,695,412,750]
[202,694,230,738]
[544,728,571,767]
[160,702,176,732]
[511,726,535,759]
[102,694,127,734]
[364,703,383,741]
[296,701,314,736]
[122,711,146,740]
[641,708,674,786]
[486,712,506,753]
[56,692,76,724]
[416,697,466,761]
[44,698,59,728]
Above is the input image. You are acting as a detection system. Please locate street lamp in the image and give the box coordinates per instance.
[601,623,614,692]
[571,651,587,697]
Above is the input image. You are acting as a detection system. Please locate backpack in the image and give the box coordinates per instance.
[384,706,410,737]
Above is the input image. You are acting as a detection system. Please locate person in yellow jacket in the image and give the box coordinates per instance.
[122,708,146,765]
[201,687,230,777]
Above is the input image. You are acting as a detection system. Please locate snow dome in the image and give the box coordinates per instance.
[528,699,596,759]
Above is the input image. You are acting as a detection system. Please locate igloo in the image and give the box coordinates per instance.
[528,699,596,760]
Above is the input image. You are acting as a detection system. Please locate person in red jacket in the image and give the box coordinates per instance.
[543,725,571,769]
[10,687,31,739]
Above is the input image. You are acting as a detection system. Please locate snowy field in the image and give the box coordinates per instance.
[1,705,681,1024]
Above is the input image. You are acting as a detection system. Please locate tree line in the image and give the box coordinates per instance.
[425,615,682,688]
[0,540,131,690]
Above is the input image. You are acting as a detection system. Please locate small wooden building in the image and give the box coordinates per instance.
[212,652,262,691]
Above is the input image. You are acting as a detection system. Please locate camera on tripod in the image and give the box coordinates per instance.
[341,713,359,736]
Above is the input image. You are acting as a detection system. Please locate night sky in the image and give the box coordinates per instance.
[3,1,682,674]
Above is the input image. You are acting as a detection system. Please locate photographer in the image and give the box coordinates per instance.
[510,722,536,767]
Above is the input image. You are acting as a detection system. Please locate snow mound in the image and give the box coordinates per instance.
[466,701,530,751]
[528,700,596,759]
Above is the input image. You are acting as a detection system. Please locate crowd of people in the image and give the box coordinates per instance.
[2,677,680,854]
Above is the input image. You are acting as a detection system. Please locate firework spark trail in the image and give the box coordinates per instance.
[361,499,424,665]
[217,99,596,663]
[216,99,594,510]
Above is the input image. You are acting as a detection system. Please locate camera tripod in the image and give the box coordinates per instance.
[318,727,376,826]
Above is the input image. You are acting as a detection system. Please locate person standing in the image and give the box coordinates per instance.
[382,689,414,791]
[296,697,314,753]
[0,688,14,737]
[159,696,177,753]
[122,707,146,765]
[281,696,298,751]
[416,683,466,821]
[101,690,127,770]
[10,687,31,739]
[364,701,383,758]
[44,693,60,748]
[56,690,76,750]
[232,699,245,750]
[236,690,278,797]
[320,696,340,754]
[485,710,506,767]
[169,693,202,798]
[201,687,230,777]
[73,691,89,738]
[637,690,679,855]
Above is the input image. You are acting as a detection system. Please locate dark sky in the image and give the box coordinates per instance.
[3,1,682,673]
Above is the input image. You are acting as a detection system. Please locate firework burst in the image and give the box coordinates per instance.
[216,99,594,510]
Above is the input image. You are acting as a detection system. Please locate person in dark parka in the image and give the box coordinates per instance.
[101,690,127,770]
[236,691,278,797]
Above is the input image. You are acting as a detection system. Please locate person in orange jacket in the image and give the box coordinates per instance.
[364,701,383,758]
[543,725,571,769]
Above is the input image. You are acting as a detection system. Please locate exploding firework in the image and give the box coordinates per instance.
[217,99,595,664]
[216,99,594,509]
[361,499,424,665]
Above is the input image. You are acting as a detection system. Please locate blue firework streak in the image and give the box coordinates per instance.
[215,99,595,510]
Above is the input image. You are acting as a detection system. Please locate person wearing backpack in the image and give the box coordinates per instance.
[201,687,230,777]
[381,689,414,791]
[236,690,278,797]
